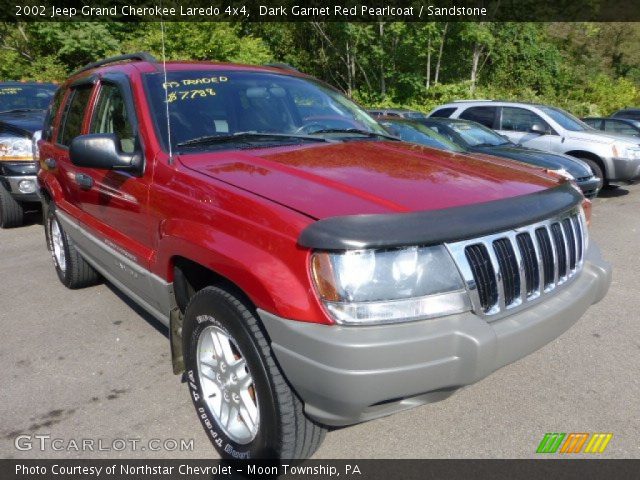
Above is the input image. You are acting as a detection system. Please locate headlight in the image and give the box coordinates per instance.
[0,134,34,161]
[32,130,42,162]
[612,144,640,160]
[546,168,574,181]
[310,245,470,325]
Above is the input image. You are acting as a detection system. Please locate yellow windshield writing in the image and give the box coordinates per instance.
[167,88,217,103]
[0,87,23,95]
[163,76,228,90]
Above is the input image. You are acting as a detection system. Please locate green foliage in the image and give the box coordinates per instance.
[0,21,637,116]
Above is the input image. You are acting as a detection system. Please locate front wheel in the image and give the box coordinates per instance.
[182,286,326,459]
[0,182,24,228]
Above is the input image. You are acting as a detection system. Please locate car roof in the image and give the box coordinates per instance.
[65,56,310,86]
[440,100,550,109]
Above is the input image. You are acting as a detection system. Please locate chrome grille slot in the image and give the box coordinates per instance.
[493,238,520,306]
[447,209,586,321]
[535,227,554,289]
[464,244,497,313]
[516,233,539,296]
[551,223,567,279]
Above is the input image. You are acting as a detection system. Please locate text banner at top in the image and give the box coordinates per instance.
[5,0,640,22]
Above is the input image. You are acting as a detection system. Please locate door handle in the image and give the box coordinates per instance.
[44,158,56,169]
[75,173,94,189]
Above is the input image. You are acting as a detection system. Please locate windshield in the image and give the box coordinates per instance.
[144,70,386,151]
[446,121,510,147]
[539,106,591,132]
[403,112,428,120]
[381,120,464,152]
[0,84,56,112]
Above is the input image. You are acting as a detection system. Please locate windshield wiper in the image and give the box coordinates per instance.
[177,131,333,147]
[310,128,400,141]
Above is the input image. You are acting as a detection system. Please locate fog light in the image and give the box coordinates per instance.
[18,179,36,194]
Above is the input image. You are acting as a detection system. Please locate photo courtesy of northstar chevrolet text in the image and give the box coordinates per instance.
[0,0,638,476]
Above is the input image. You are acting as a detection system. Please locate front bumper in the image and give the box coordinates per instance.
[576,176,601,198]
[259,243,611,427]
[0,174,40,202]
[609,157,640,182]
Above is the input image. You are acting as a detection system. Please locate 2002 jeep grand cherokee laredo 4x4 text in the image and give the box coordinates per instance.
[38,53,612,460]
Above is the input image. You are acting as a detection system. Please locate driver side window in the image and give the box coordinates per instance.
[90,83,135,153]
[501,107,550,133]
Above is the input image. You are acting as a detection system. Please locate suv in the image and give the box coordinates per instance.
[38,54,611,460]
[582,117,640,138]
[612,108,640,122]
[0,81,57,227]
[430,101,640,186]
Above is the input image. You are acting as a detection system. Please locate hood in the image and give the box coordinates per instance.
[0,109,46,136]
[566,129,640,147]
[473,144,592,178]
[178,140,562,220]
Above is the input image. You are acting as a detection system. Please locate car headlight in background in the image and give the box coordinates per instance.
[0,134,35,161]
[310,245,470,325]
[612,144,640,161]
[546,168,575,181]
[32,130,42,162]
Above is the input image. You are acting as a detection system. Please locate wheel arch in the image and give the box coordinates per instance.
[564,150,607,178]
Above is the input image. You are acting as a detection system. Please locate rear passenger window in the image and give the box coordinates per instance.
[430,107,456,118]
[57,85,93,146]
[459,106,497,128]
[90,83,136,153]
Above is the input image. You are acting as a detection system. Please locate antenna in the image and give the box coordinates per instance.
[160,19,174,164]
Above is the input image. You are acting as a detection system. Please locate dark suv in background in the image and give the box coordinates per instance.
[0,81,57,227]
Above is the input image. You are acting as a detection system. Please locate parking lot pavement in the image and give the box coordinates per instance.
[1,186,639,460]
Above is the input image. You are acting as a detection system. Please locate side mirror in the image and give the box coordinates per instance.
[70,134,141,172]
[529,123,547,135]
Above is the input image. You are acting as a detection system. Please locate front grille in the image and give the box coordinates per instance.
[447,209,586,319]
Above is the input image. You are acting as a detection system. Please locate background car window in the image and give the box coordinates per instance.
[90,84,136,153]
[459,106,497,128]
[582,118,602,129]
[0,84,56,111]
[57,85,93,147]
[381,121,462,152]
[501,107,549,133]
[604,120,638,136]
[430,107,456,118]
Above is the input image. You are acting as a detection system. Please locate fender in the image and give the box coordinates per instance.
[155,218,330,325]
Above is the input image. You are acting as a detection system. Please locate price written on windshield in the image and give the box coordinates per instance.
[167,89,217,103]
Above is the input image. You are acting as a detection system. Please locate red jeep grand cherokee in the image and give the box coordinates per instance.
[38,53,611,459]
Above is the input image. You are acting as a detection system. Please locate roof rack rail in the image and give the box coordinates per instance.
[72,52,158,76]
[264,62,300,73]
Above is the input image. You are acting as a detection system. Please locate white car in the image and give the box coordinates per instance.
[429,100,640,185]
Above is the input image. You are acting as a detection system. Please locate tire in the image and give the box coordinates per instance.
[182,286,326,460]
[46,204,100,289]
[577,157,606,190]
[0,182,24,228]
